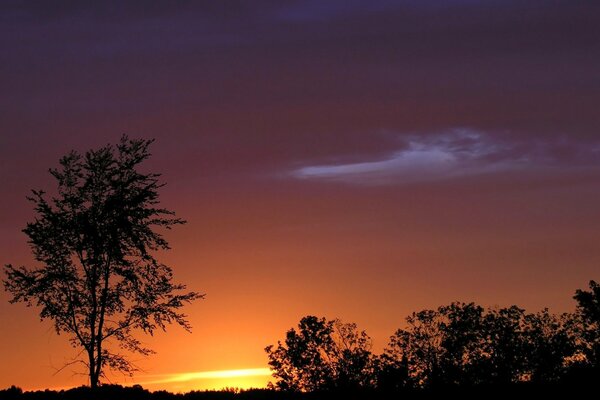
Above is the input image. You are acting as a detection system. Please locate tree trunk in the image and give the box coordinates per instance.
[90,374,99,390]
[89,350,98,390]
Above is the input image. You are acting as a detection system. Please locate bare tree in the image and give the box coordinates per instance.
[3,136,203,389]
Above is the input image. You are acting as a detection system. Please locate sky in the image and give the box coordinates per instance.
[1,0,600,392]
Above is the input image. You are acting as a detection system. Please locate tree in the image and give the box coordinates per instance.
[265,316,335,392]
[523,309,576,382]
[384,302,583,388]
[332,319,374,389]
[437,302,487,386]
[479,306,528,384]
[3,136,203,389]
[373,351,409,392]
[265,316,374,392]
[383,309,445,388]
[573,280,600,368]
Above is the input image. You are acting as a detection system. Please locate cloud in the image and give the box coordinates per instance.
[291,129,600,185]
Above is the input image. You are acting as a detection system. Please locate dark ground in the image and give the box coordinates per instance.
[1,381,598,400]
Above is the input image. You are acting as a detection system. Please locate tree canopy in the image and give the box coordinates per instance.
[3,136,202,388]
[265,316,373,392]
[574,280,600,367]
[266,282,600,393]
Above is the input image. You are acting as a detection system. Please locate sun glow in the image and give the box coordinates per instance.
[147,368,272,383]
[133,368,272,392]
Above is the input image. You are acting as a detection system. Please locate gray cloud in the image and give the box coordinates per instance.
[291,130,600,185]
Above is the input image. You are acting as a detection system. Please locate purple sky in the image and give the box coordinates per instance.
[1,0,600,392]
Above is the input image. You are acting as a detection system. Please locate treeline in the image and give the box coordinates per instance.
[2,281,598,399]
[265,280,600,393]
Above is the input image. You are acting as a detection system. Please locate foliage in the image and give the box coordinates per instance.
[381,302,585,388]
[382,309,444,388]
[3,136,203,388]
[479,305,527,384]
[437,302,488,385]
[269,291,598,394]
[573,280,600,367]
[523,309,577,382]
[265,316,373,392]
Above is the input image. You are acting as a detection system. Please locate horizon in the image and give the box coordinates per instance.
[1,0,599,393]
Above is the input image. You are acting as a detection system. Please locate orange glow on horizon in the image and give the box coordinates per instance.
[139,367,271,384]
[129,368,272,392]
[29,368,272,394]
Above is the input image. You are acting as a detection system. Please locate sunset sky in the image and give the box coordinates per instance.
[1,0,600,393]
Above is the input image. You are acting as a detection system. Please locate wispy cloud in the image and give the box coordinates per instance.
[291,129,600,185]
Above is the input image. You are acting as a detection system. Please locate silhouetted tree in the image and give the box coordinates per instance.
[574,280,600,368]
[332,319,374,389]
[265,285,597,394]
[374,347,409,391]
[523,309,576,382]
[383,302,582,388]
[437,302,487,386]
[265,316,374,392]
[480,306,528,384]
[265,316,335,391]
[390,303,495,387]
[384,309,445,387]
[3,136,203,389]
[0,385,22,400]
